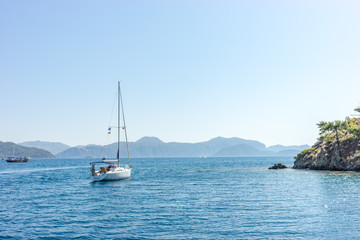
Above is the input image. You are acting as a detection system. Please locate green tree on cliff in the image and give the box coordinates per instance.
[317,120,347,158]
[347,106,360,138]
[317,121,347,138]
[348,118,360,138]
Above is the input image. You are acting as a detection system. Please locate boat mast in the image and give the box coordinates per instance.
[119,82,131,167]
[117,81,120,167]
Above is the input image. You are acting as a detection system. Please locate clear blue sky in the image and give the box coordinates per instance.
[1,0,359,147]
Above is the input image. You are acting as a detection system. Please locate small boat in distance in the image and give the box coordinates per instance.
[5,146,30,162]
[6,156,30,162]
[90,82,132,181]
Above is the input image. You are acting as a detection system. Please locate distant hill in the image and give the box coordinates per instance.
[212,143,310,157]
[56,136,308,158]
[275,149,304,156]
[19,141,71,155]
[267,144,310,152]
[0,141,55,159]
[57,136,266,158]
[212,144,266,157]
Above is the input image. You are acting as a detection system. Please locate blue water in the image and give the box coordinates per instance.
[1,157,360,239]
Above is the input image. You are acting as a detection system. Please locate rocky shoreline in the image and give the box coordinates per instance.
[293,115,360,171]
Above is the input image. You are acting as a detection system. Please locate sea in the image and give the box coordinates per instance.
[1,157,360,239]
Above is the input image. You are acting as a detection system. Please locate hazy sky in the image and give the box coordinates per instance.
[1,0,360,147]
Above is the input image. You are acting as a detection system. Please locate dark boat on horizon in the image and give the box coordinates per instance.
[5,157,30,162]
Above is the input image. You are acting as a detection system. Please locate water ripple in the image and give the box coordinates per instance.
[1,157,360,239]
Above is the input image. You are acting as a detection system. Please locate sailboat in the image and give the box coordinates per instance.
[90,82,132,181]
[6,146,30,162]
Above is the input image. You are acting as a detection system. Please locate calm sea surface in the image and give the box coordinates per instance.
[1,157,360,239]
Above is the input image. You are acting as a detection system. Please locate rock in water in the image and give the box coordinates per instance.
[269,163,288,169]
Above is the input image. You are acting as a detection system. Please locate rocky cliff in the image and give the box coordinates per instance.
[294,117,360,171]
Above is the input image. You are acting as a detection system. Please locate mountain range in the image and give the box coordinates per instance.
[19,141,70,155]
[0,137,309,159]
[53,136,309,158]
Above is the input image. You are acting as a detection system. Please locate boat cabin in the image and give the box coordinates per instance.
[90,161,118,176]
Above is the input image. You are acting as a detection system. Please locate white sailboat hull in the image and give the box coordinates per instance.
[90,82,132,182]
[91,166,131,182]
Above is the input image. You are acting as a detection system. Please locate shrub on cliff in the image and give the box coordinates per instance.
[295,147,316,160]
[347,117,360,138]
